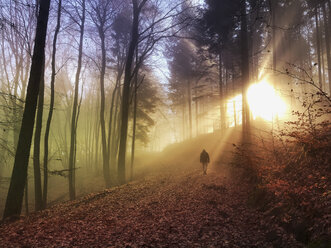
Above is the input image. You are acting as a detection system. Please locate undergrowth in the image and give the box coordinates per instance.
[232,94,331,246]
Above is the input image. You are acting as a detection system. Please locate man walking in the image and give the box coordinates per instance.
[200,149,210,175]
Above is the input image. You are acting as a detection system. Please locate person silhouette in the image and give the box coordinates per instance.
[200,149,210,175]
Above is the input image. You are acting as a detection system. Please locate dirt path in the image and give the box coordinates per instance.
[0,159,302,247]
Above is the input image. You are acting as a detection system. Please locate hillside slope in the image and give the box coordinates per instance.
[0,129,301,247]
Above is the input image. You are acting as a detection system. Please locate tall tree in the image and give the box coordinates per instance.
[32,61,44,211]
[0,0,35,155]
[130,69,140,181]
[270,0,277,73]
[117,0,189,183]
[315,6,323,88]
[322,2,331,94]
[240,0,250,141]
[118,0,147,184]
[67,0,86,200]
[167,39,203,138]
[3,0,51,219]
[108,11,130,169]
[43,0,62,208]
[198,0,238,130]
[89,0,117,188]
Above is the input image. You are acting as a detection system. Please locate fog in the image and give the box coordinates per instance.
[0,0,330,219]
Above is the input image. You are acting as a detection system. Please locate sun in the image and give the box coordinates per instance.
[247,79,287,121]
[226,79,287,125]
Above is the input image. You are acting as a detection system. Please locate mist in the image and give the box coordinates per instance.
[0,0,330,247]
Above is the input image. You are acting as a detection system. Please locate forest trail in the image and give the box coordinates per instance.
[0,142,302,247]
[0,130,301,247]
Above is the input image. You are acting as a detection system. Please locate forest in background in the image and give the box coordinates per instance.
[0,1,330,244]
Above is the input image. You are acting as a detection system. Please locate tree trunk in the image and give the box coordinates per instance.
[271,0,277,74]
[43,0,62,209]
[187,80,192,138]
[98,27,111,188]
[110,85,121,168]
[322,3,331,94]
[94,101,100,172]
[195,84,199,136]
[231,63,236,127]
[24,177,29,216]
[3,0,51,219]
[107,74,121,165]
[240,0,250,141]
[219,51,226,131]
[315,7,323,88]
[69,0,85,200]
[33,61,44,212]
[117,0,143,184]
[130,72,138,181]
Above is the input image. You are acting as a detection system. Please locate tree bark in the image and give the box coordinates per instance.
[108,61,124,169]
[24,177,29,216]
[98,26,111,187]
[130,72,138,181]
[322,3,331,94]
[94,101,100,171]
[271,0,277,73]
[69,0,86,200]
[3,0,51,219]
[107,76,120,163]
[195,84,199,136]
[240,0,250,141]
[32,61,44,212]
[43,0,62,209]
[315,7,323,88]
[117,0,145,184]
[219,51,226,131]
[187,80,192,138]
[110,82,121,168]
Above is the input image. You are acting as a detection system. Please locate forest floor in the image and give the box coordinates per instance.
[0,130,303,247]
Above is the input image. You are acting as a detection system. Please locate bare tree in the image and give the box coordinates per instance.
[315,6,323,88]
[0,1,35,150]
[118,0,190,183]
[89,0,118,187]
[32,61,44,211]
[3,0,51,219]
[118,0,147,184]
[66,0,86,200]
[108,10,130,172]
[43,0,62,208]
[240,0,250,142]
[321,2,331,94]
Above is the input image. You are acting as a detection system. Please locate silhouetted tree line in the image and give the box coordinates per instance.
[0,0,330,219]
[0,0,191,219]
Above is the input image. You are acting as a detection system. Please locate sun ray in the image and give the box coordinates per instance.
[227,79,287,123]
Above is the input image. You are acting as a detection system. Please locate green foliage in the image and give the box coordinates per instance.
[167,39,200,107]
[197,0,239,52]
[133,74,161,145]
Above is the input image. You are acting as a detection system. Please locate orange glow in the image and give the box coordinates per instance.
[247,79,287,121]
[226,79,287,124]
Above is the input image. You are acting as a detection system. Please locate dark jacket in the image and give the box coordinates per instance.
[200,150,210,163]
